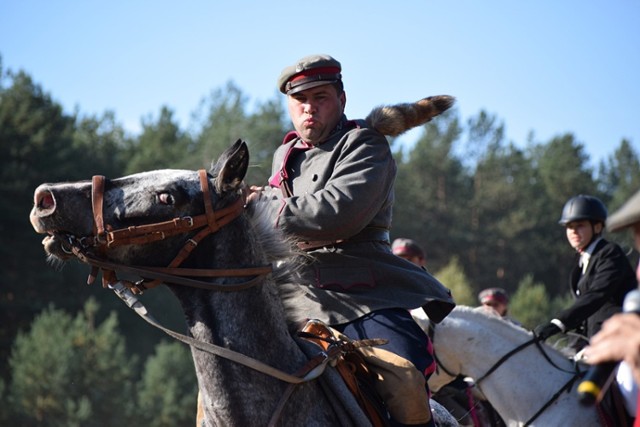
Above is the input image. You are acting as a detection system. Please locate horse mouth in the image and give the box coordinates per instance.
[30,210,88,260]
[41,232,78,260]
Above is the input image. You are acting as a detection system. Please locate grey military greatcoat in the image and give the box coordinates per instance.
[258,116,455,326]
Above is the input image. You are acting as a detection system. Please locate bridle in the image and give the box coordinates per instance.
[65,169,272,293]
[62,169,348,425]
[428,319,585,427]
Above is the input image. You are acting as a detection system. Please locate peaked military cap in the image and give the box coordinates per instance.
[607,189,640,232]
[278,54,342,95]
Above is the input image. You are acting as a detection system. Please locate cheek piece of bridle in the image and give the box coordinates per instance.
[69,169,272,294]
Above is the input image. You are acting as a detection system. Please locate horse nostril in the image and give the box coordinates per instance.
[36,190,56,211]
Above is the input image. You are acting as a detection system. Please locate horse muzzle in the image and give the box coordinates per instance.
[30,184,95,259]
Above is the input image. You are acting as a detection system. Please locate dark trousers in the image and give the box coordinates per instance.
[334,308,436,427]
[333,308,435,380]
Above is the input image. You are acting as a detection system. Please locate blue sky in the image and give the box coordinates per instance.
[2,1,638,167]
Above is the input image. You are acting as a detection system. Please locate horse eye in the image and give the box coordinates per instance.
[157,193,175,205]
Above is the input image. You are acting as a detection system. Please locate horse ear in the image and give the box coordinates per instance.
[212,139,249,193]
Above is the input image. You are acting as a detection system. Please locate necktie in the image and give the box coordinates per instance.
[579,252,590,275]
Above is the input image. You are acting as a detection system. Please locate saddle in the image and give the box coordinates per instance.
[300,319,432,426]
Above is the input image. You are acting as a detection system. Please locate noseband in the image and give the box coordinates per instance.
[69,169,272,292]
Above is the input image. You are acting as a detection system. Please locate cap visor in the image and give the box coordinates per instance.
[287,80,336,95]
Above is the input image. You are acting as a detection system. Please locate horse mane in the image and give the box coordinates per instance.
[453,305,581,359]
[244,198,316,328]
[244,198,306,278]
[450,305,532,339]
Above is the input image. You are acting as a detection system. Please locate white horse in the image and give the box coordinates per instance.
[412,306,605,427]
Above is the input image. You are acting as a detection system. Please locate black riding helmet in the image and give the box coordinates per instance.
[558,195,608,226]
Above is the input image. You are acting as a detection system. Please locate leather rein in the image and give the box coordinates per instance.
[66,169,272,293]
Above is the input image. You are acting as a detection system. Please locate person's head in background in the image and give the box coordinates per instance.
[478,287,510,317]
[392,238,426,267]
[558,195,607,252]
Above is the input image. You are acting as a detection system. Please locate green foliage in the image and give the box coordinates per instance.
[393,109,471,274]
[0,68,114,378]
[136,341,198,427]
[0,376,7,425]
[598,139,640,260]
[124,106,193,173]
[434,256,476,306]
[191,81,250,169]
[243,97,289,185]
[72,111,130,177]
[598,139,640,207]
[509,275,553,329]
[534,133,596,207]
[7,299,137,426]
[189,81,288,184]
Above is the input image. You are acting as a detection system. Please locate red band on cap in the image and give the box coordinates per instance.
[481,294,508,304]
[290,66,341,83]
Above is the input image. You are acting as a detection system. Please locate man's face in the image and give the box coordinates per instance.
[565,220,601,251]
[483,301,507,317]
[398,254,425,267]
[287,85,345,145]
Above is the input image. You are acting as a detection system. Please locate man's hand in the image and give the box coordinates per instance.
[534,322,561,341]
[245,185,264,204]
[584,313,640,385]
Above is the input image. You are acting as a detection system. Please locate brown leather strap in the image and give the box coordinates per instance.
[104,197,244,248]
[72,248,271,292]
[91,175,106,240]
[144,265,274,277]
[105,217,204,246]
[199,169,217,231]
[299,321,388,427]
[81,170,260,293]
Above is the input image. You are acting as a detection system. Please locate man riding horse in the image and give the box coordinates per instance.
[247,54,455,426]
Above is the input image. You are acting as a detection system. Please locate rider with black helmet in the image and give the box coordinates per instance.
[534,195,636,349]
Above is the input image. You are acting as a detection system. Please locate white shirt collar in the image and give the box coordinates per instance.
[579,237,602,273]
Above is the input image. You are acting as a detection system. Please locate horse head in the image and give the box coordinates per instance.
[30,139,251,279]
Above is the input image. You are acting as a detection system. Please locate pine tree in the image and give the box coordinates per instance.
[8,299,137,426]
[136,341,198,427]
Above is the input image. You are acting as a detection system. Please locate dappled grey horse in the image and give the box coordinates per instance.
[29,98,460,426]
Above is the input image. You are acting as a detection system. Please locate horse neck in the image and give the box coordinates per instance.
[435,308,541,380]
[437,308,592,425]
[167,220,336,425]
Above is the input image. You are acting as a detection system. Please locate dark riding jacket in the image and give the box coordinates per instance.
[258,116,455,326]
[556,238,636,339]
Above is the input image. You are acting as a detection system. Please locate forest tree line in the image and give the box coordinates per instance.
[1,60,639,425]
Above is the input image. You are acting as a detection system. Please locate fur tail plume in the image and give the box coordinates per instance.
[365,95,455,137]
